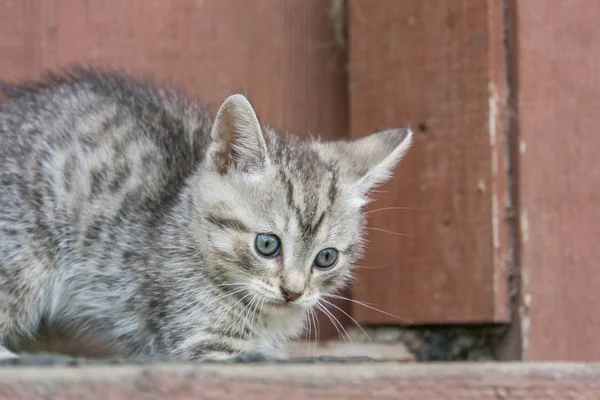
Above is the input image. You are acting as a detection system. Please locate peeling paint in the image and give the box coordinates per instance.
[489,82,499,174]
[519,224,531,360]
[520,268,531,360]
[488,81,502,317]
[478,180,487,193]
[329,0,347,50]
[492,195,500,249]
[488,82,500,250]
[489,82,498,145]
[520,210,530,243]
[521,267,530,295]
[519,140,527,154]
[523,293,532,308]
[520,305,531,359]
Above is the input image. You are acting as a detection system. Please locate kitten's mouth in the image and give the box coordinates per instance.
[267,299,296,309]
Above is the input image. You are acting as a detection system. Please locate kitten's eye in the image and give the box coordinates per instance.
[255,233,281,257]
[314,248,338,269]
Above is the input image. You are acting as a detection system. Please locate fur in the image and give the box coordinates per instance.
[0,68,412,360]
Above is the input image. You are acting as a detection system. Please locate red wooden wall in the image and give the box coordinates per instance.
[1,0,600,360]
[509,0,600,361]
[348,0,510,324]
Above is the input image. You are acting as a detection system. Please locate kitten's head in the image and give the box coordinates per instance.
[193,94,412,313]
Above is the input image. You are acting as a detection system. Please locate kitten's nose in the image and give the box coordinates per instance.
[280,286,302,302]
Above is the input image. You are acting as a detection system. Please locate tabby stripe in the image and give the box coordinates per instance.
[205,214,250,232]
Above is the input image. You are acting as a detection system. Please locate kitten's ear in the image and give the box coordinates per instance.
[348,128,413,194]
[316,127,413,196]
[207,94,269,174]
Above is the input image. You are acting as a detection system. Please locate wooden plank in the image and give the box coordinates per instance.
[0,0,348,339]
[348,0,510,323]
[512,0,600,360]
[0,0,40,82]
[0,0,348,139]
[1,362,600,399]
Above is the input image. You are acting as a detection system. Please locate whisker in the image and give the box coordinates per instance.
[204,289,247,311]
[322,293,375,306]
[321,293,413,324]
[365,206,418,215]
[209,285,249,300]
[313,309,320,347]
[213,282,250,288]
[365,227,414,237]
[316,302,352,344]
[310,309,318,356]
[216,264,257,280]
[240,295,257,337]
[252,298,265,339]
[353,265,385,271]
[304,310,312,357]
[314,303,346,343]
[242,294,262,338]
[231,293,258,336]
[308,308,320,356]
[313,311,318,346]
[211,287,247,304]
[320,298,371,343]
[215,291,253,330]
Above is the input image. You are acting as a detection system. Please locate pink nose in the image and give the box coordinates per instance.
[280,287,301,302]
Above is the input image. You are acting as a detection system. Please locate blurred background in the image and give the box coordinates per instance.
[1,0,598,362]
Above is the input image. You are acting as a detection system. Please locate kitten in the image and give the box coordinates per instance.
[0,69,412,360]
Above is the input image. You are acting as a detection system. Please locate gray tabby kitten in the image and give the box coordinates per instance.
[0,69,412,360]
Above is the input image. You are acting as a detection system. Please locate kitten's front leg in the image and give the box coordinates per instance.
[0,347,18,362]
[181,337,249,361]
[181,337,282,361]
[195,351,239,362]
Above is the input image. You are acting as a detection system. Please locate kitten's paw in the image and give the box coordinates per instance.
[232,351,273,363]
[197,351,278,363]
[196,351,239,362]
[0,348,19,363]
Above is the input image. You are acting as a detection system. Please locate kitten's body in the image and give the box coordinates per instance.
[0,69,411,360]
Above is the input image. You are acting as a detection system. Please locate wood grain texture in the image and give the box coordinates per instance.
[0,362,599,399]
[348,0,510,323]
[513,0,600,360]
[0,0,349,339]
[0,0,348,138]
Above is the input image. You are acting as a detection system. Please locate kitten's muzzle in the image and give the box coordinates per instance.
[280,286,302,302]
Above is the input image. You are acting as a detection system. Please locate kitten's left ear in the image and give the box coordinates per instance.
[207,94,269,174]
[351,127,413,194]
[315,127,413,195]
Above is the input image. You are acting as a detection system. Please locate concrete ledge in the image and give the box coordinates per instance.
[0,362,599,399]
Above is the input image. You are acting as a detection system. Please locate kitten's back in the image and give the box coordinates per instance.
[0,69,216,259]
[0,70,212,352]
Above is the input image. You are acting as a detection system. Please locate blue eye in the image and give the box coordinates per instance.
[255,234,281,257]
[314,248,338,269]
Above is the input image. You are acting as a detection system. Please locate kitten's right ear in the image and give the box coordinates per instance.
[207,94,269,175]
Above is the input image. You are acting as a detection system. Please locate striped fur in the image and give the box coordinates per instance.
[0,68,412,360]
